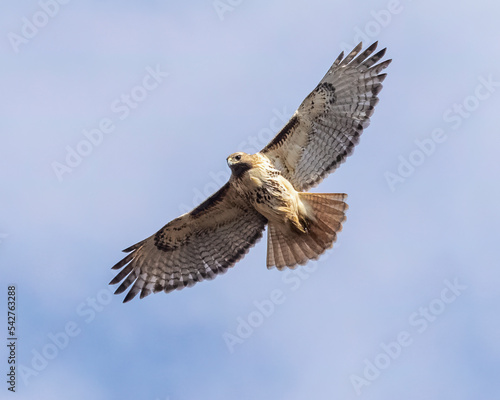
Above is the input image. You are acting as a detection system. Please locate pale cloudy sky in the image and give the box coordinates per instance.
[1,1,500,399]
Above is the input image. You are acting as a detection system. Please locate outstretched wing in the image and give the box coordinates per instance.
[110,183,267,302]
[261,42,391,191]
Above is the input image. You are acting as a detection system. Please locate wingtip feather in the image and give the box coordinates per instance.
[111,252,134,270]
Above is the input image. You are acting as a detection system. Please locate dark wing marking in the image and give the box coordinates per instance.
[110,183,267,302]
[190,182,230,217]
[261,42,391,191]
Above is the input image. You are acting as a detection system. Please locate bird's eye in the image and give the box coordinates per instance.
[235,155,241,161]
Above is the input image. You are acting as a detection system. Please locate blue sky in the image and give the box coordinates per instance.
[1,0,500,399]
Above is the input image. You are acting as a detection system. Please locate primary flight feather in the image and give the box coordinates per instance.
[110,42,391,302]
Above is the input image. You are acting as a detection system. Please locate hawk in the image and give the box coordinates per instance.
[110,42,391,302]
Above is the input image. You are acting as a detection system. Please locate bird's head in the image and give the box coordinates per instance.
[227,152,252,177]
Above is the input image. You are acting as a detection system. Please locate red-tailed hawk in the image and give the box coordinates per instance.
[110,42,391,302]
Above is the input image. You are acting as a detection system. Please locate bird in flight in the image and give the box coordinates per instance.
[110,42,391,302]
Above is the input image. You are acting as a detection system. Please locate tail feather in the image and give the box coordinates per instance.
[296,238,317,259]
[286,241,309,264]
[267,193,348,270]
[267,223,303,267]
[267,223,285,267]
[284,238,308,266]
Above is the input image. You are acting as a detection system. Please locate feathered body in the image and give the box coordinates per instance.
[228,151,347,270]
[229,152,307,233]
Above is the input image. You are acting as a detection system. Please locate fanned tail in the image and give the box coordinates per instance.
[266,193,348,270]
